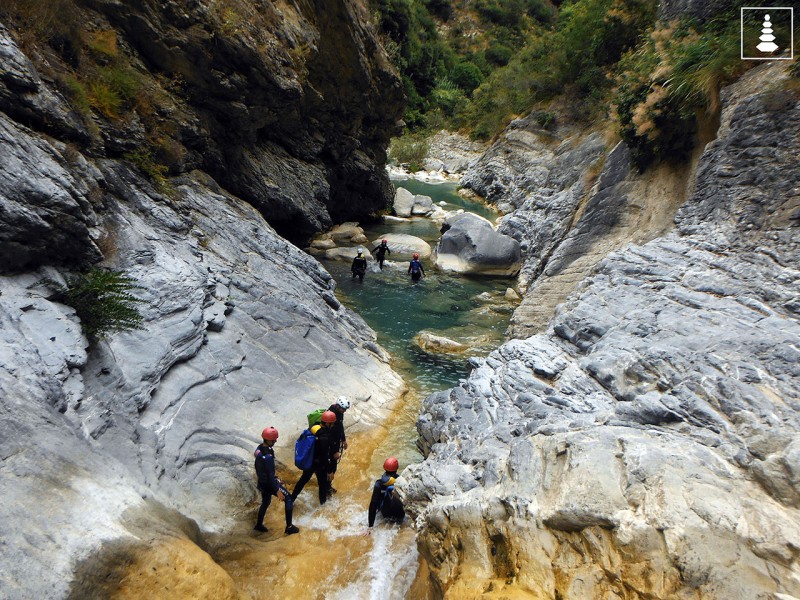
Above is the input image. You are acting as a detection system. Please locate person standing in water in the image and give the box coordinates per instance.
[253,426,299,535]
[366,456,405,534]
[408,252,425,282]
[326,396,350,495]
[372,239,391,269]
[351,247,368,282]
[291,411,338,505]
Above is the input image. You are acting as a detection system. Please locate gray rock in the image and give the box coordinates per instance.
[434,212,521,276]
[0,159,404,597]
[393,187,415,217]
[411,194,434,215]
[405,63,800,598]
[0,113,102,272]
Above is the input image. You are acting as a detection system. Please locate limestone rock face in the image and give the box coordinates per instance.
[404,64,800,599]
[1,1,403,249]
[0,113,102,271]
[434,212,521,276]
[0,158,405,596]
[0,19,406,590]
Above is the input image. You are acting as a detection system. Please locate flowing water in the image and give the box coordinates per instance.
[211,179,514,599]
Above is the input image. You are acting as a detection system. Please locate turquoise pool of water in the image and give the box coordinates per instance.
[321,179,513,399]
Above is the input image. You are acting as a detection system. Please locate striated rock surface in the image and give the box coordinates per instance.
[0,6,406,594]
[404,64,800,598]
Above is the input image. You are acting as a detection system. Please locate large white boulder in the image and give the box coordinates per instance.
[393,187,415,217]
[371,233,431,259]
[393,187,435,217]
[433,212,521,276]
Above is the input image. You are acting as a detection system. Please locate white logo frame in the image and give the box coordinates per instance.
[741,7,794,61]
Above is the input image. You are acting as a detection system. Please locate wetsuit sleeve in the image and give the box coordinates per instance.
[420,262,425,274]
[351,258,357,271]
[368,480,382,527]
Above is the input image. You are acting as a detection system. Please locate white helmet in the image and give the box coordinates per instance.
[357,247,364,255]
[336,396,351,410]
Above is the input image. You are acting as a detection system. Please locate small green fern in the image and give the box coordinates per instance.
[43,268,146,343]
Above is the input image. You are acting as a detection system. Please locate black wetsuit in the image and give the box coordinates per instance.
[368,471,405,527]
[254,444,294,529]
[372,243,391,269]
[327,404,347,474]
[351,255,367,282]
[408,259,425,282]
[291,423,337,504]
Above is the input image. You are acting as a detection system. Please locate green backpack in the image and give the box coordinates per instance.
[307,408,326,427]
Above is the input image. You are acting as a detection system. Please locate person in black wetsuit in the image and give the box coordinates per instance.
[253,426,299,535]
[366,456,405,534]
[290,411,338,505]
[326,396,350,495]
[407,253,425,282]
[372,239,391,269]
[351,247,368,282]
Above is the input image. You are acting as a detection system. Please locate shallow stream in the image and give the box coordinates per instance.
[211,179,515,599]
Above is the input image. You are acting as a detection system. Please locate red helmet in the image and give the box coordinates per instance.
[382,239,388,243]
[383,456,399,472]
[261,426,278,441]
[412,253,419,259]
[321,410,337,424]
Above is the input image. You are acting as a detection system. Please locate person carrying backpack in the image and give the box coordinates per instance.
[408,253,425,282]
[253,426,299,535]
[351,247,368,282]
[372,239,391,269]
[366,456,405,534]
[290,411,338,505]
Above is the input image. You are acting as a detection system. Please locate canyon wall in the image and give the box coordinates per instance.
[405,61,800,599]
[0,4,405,597]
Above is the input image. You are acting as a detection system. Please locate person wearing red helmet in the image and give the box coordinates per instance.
[372,239,391,270]
[366,456,405,533]
[408,252,425,282]
[291,410,339,505]
[253,427,299,535]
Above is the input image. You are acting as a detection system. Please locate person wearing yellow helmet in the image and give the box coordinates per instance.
[253,427,299,535]
[365,456,405,534]
[290,411,339,505]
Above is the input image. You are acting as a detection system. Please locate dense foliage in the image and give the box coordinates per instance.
[43,268,145,344]
[382,0,762,171]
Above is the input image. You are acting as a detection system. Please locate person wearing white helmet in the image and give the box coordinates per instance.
[326,395,350,494]
[351,247,367,282]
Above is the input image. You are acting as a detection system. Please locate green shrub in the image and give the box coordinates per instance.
[43,268,145,343]
[485,42,513,66]
[388,133,430,171]
[124,148,171,192]
[451,61,484,93]
[430,78,469,115]
[535,110,556,129]
[613,16,745,169]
